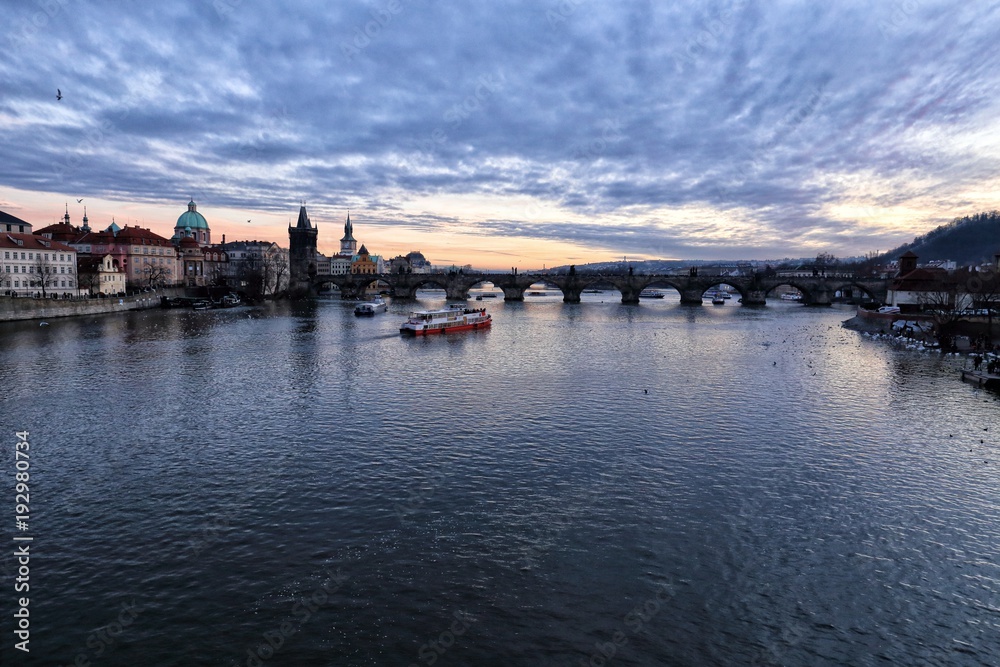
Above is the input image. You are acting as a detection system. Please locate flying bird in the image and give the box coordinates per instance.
[247,219,251,223]
[76,198,83,203]
[56,89,62,100]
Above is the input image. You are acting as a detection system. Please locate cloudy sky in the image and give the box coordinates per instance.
[2,1,999,268]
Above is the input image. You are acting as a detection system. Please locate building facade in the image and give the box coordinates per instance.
[1,232,78,296]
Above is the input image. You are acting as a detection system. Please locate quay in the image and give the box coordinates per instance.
[960,369,1000,389]
[0,290,180,323]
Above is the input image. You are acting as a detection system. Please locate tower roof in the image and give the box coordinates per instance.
[176,200,209,230]
[296,205,312,229]
[358,244,369,255]
[341,211,355,242]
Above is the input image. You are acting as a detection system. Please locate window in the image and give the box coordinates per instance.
[20,253,25,260]
[28,253,33,260]
[60,267,65,274]
[44,253,49,261]
[28,267,33,274]
[3,251,8,259]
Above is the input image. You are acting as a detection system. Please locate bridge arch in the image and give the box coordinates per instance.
[635,278,686,297]
[829,281,880,302]
[700,280,748,302]
[763,281,814,301]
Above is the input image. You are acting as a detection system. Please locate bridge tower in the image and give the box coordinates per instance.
[288,205,318,298]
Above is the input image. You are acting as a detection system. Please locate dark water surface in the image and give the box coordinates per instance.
[1,296,998,666]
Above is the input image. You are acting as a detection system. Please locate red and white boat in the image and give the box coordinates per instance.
[399,305,492,336]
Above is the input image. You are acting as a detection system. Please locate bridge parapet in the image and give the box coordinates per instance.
[306,271,890,306]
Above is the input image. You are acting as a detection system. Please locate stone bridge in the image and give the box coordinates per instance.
[312,271,889,306]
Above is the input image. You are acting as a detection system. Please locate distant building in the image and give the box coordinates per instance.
[0,210,32,235]
[288,205,318,296]
[340,212,357,256]
[1,232,78,296]
[388,250,432,274]
[78,253,126,295]
[38,205,181,289]
[172,200,212,246]
[351,244,377,274]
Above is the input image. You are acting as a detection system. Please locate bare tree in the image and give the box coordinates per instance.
[963,268,1000,341]
[31,252,58,298]
[141,263,170,289]
[814,252,838,277]
[917,285,972,347]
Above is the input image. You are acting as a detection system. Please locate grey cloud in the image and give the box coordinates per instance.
[0,1,998,258]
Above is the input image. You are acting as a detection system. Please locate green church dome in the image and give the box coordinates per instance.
[176,200,209,230]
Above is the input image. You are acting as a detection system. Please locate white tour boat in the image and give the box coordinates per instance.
[399,305,491,336]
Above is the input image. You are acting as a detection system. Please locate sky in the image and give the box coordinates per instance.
[2,0,1000,269]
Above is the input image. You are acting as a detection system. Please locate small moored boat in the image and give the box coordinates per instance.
[400,306,491,336]
[640,289,666,299]
[712,294,725,305]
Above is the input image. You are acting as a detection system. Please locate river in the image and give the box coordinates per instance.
[1,294,997,666]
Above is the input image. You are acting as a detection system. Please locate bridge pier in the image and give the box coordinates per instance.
[562,287,582,303]
[679,289,703,305]
[803,288,833,306]
[619,286,641,304]
[742,290,767,306]
[501,286,524,301]
[446,286,469,301]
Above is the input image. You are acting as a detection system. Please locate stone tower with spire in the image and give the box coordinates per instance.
[288,204,318,297]
[340,212,357,256]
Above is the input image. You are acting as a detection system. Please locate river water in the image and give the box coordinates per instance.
[1,293,998,666]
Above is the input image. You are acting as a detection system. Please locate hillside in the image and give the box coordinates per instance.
[879,211,1000,265]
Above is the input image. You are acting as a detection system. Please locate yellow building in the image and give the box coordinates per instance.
[351,245,377,274]
[79,254,126,295]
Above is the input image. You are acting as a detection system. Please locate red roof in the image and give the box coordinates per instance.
[35,223,84,243]
[115,225,173,245]
[0,232,75,253]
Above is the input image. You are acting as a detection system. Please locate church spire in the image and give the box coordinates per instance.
[296,205,312,229]
[342,211,355,241]
[339,211,357,256]
[63,203,70,225]
[81,206,90,232]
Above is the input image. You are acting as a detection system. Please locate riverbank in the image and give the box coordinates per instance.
[842,306,1000,355]
[0,288,185,322]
